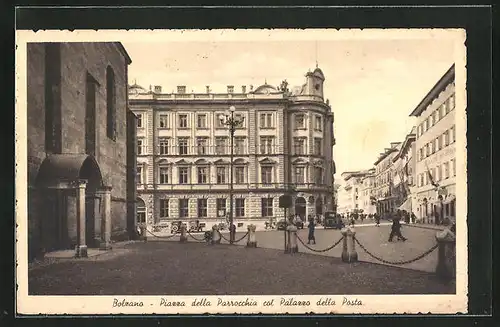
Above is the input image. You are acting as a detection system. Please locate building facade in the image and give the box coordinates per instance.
[391,128,417,215]
[129,68,335,225]
[373,142,401,215]
[27,42,137,260]
[337,169,374,215]
[360,169,377,215]
[410,64,456,224]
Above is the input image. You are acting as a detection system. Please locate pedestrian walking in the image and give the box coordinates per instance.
[388,211,407,242]
[375,213,380,227]
[307,218,316,244]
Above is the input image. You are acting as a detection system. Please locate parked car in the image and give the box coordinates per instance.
[276,219,287,230]
[323,211,345,229]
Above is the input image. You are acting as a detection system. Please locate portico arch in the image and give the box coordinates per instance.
[34,154,106,254]
[295,197,307,220]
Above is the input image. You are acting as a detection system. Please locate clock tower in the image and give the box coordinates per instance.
[304,67,325,99]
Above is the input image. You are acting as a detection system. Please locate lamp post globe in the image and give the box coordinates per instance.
[229,105,236,112]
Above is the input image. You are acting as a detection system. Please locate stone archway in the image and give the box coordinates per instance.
[137,198,146,224]
[315,197,323,215]
[295,197,307,220]
[34,154,106,255]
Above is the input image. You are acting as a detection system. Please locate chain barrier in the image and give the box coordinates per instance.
[186,230,208,242]
[145,228,178,239]
[234,232,249,243]
[219,231,249,244]
[354,236,439,265]
[296,234,344,253]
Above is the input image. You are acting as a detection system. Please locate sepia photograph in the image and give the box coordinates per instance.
[15,28,467,315]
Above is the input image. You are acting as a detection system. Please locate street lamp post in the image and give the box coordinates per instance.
[219,106,244,244]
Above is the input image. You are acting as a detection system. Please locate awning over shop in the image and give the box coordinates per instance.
[398,197,412,212]
[443,194,456,204]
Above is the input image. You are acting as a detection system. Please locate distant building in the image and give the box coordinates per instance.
[360,169,377,215]
[373,142,401,215]
[129,67,336,225]
[27,42,136,260]
[338,169,374,215]
[410,64,456,224]
[391,128,417,215]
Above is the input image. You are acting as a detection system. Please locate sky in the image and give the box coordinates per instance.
[122,30,456,178]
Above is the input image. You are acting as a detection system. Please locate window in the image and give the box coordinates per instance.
[260,137,274,154]
[197,199,208,218]
[137,139,145,155]
[216,166,226,184]
[197,137,208,155]
[178,138,188,155]
[438,135,443,150]
[445,97,451,114]
[444,162,450,179]
[178,167,189,184]
[177,86,186,94]
[314,167,323,184]
[179,199,189,218]
[431,139,436,154]
[450,94,455,110]
[444,130,450,146]
[314,138,322,155]
[216,115,226,128]
[159,114,169,128]
[235,166,245,184]
[419,148,424,161]
[424,119,428,132]
[216,198,226,217]
[137,199,146,223]
[259,113,274,128]
[159,199,169,218]
[178,114,188,128]
[234,113,245,128]
[158,138,169,155]
[429,114,434,127]
[136,166,143,185]
[235,198,245,217]
[215,137,227,155]
[197,114,207,128]
[425,143,430,157]
[294,166,305,184]
[295,114,305,129]
[419,173,424,187]
[235,137,245,155]
[437,165,442,181]
[314,115,322,131]
[426,117,431,130]
[433,110,438,124]
[450,125,456,143]
[136,113,143,128]
[197,167,208,184]
[261,166,273,184]
[452,159,456,176]
[106,66,116,140]
[261,198,273,217]
[293,138,305,155]
[159,166,170,184]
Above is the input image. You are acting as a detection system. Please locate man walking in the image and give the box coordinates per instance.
[388,210,407,242]
[374,213,381,227]
[307,217,316,244]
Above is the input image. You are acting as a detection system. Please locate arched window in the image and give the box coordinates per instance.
[137,198,146,223]
[106,66,116,140]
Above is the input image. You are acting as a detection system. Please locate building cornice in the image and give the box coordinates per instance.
[409,64,455,117]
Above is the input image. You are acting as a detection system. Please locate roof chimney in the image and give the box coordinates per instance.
[206,85,210,94]
[227,85,234,93]
[241,85,247,93]
[154,85,162,93]
[177,85,186,94]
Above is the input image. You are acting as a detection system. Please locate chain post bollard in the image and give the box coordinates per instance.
[246,224,257,248]
[341,226,358,262]
[137,224,147,242]
[179,224,188,243]
[285,224,298,254]
[435,227,456,280]
[340,228,348,262]
[211,224,221,245]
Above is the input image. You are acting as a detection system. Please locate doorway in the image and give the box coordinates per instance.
[295,197,306,220]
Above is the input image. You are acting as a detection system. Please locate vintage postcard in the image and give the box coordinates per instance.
[15,28,467,315]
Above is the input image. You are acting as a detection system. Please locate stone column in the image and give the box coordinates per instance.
[340,226,358,262]
[74,180,88,258]
[246,224,257,248]
[97,186,112,250]
[285,224,298,254]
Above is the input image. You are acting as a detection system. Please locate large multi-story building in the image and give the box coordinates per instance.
[360,169,377,215]
[129,67,335,225]
[410,64,456,224]
[27,42,137,260]
[373,142,401,215]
